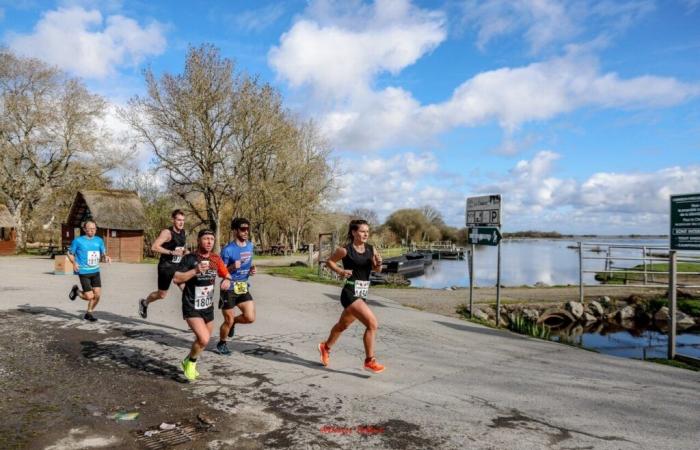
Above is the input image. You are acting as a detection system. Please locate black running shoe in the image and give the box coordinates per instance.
[216,341,231,355]
[228,323,236,338]
[84,312,97,322]
[138,298,148,319]
[69,285,79,301]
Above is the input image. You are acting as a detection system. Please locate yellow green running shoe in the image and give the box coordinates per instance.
[181,357,198,381]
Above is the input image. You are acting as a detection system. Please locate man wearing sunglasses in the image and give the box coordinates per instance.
[217,217,257,355]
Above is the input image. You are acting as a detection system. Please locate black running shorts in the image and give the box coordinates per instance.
[157,263,178,291]
[182,304,214,323]
[219,290,253,310]
[79,272,101,292]
[340,285,365,309]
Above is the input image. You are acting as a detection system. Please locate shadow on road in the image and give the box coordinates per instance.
[433,320,528,342]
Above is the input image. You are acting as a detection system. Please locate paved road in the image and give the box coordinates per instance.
[2,256,699,449]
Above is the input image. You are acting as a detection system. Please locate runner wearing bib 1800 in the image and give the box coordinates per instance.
[216,217,257,355]
[319,219,385,374]
[67,220,111,322]
[138,209,188,319]
[173,229,231,381]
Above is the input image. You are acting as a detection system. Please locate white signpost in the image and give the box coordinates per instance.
[466,194,503,325]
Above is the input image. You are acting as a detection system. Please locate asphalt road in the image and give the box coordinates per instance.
[1,256,699,449]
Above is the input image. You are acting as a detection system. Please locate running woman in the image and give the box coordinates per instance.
[173,229,232,381]
[139,209,188,319]
[319,219,385,373]
[216,218,257,355]
[67,220,112,321]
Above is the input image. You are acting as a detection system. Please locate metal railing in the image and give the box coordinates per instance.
[577,241,700,302]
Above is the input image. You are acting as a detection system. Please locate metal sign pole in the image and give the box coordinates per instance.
[469,243,475,318]
[578,241,584,303]
[668,250,677,360]
[496,239,501,326]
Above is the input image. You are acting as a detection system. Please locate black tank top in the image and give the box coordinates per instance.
[342,243,374,282]
[159,227,187,265]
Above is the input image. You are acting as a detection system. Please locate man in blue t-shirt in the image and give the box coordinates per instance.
[67,220,111,321]
[216,217,256,355]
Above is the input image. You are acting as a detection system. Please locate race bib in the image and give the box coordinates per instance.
[354,280,370,298]
[194,285,214,309]
[172,247,185,264]
[87,251,100,266]
[233,281,248,295]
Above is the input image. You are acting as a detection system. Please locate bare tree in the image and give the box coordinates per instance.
[0,50,119,249]
[350,207,379,228]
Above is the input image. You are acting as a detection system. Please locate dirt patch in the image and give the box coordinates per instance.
[0,311,253,449]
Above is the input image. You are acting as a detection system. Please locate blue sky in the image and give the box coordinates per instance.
[2,0,699,234]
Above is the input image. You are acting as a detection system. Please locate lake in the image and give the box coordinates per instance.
[409,238,669,289]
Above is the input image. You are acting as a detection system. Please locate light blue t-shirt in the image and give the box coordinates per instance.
[220,240,254,286]
[68,235,106,275]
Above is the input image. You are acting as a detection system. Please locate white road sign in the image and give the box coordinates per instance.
[466,194,502,227]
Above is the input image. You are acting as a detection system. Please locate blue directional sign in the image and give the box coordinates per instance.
[468,227,502,246]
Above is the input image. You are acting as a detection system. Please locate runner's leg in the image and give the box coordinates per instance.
[325,308,356,349]
[345,300,378,359]
[219,308,235,342]
[234,300,256,325]
[186,317,212,360]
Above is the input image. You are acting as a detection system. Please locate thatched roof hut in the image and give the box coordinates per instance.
[62,190,146,262]
[65,190,145,229]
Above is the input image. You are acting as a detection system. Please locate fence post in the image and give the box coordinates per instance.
[308,243,314,268]
[643,246,647,285]
[578,241,584,303]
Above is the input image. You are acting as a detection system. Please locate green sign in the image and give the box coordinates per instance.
[468,227,502,246]
[670,193,700,251]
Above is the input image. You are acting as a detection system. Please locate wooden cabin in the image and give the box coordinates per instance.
[62,190,146,262]
[0,205,17,255]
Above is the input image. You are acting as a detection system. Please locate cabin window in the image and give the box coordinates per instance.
[0,227,9,241]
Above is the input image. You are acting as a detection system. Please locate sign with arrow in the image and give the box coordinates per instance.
[468,226,502,246]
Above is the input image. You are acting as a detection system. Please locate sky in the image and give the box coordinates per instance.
[2,0,699,234]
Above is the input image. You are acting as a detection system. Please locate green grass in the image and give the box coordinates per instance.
[262,265,342,286]
[646,358,700,372]
[595,262,700,284]
[377,246,407,258]
[647,297,700,316]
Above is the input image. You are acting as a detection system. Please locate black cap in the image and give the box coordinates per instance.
[198,229,215,239]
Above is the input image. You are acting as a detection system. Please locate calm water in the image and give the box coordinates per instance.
[553,328,700,360]
[409,238,669,289]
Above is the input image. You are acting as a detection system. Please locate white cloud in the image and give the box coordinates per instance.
[317,50,700,150]
[6,6,166,78]
[462,0,655,54]
[269,0,445,99]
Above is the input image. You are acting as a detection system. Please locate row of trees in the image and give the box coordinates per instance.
[1,46,335,252]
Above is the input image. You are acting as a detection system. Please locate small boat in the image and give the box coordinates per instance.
[381,256,425,278]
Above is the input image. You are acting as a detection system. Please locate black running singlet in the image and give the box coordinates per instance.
[342,243,374,282]
[159,227,187,265]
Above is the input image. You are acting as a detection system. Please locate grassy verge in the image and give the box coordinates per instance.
[262,265,342,286]
[595,262,700,284]
[646,358,700,372]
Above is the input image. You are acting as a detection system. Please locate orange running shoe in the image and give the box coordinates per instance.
[318,342,330,367]
[363,357,385,373]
